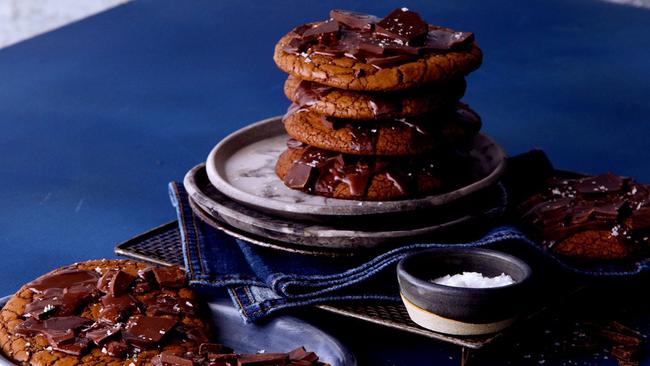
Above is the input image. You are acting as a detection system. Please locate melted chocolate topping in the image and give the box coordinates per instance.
[283,8,474,68]
[283,143,474,199]
[16,265,195,357]
[519,173,650,251]
[284,102,481,155]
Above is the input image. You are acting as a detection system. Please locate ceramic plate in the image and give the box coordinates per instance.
[0,296,355,366]
[188,199,353,257]
[205,116,507,220]
[186,164,505,249]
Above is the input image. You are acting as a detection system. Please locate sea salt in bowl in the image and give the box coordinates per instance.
[397,248,532,335]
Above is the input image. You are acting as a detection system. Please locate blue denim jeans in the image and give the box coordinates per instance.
[168,182,648,322]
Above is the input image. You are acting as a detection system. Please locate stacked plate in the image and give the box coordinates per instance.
[183,116,507,256]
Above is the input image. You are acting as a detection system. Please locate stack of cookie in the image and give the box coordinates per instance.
[273,8,484,201]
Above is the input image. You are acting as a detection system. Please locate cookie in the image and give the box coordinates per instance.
[284,75,466,119]
[282,103,481,156]
[518,173,650,260]
[275,141,476,201]
[0,259,210,366]
[273,9,482,91]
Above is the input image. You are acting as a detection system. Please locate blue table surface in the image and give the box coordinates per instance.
[1,0,649,364]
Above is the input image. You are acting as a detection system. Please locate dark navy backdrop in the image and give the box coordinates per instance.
[1,0,649,364]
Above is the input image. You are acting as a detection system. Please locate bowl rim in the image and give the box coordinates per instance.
[397,248,532,296]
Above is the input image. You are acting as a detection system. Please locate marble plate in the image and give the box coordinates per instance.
[186,164,504,249]
[205,116,507,220]
[0,297,355,366]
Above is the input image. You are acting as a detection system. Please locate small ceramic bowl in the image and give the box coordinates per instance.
[397,248,532,336]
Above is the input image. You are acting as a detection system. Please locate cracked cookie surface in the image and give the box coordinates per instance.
[274,29,482,92]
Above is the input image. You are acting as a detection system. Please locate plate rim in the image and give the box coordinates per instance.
[205,116,507,217]
[185,164,480,244]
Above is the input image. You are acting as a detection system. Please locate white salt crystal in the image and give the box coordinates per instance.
[432,272,515,288]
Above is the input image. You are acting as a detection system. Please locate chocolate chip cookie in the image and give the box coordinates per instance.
[0,259,210,366]
[284,75,466,119]
[273,9,482,91]
[518,173,650,260]
[282,103,481,156]
[275,141,476,201]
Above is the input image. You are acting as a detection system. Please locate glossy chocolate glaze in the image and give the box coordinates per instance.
[14,265,206,358]
[283,8,474,68]
[284,102,481,155]
[519,173,650,250]
[282,141,475,199]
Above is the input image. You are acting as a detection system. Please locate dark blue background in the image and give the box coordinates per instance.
[1,0,649,364]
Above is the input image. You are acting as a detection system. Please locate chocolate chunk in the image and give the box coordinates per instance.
[287,347,311,361]
[98,270,135,296]
[153,352,196,366]
[330,9,378,30]
[104,340,129,357]
[23,288,64,319]
[123,315,177,347]
[14,316,92,348]
[375,8,428,44]
[302,20,340,45]
[27,270,99,294]
[99,294,139,324]
[237,353,288,366]
[284,163,315,189]
[85,323,121,345]
[152,267,186,288]
[52,337,90,356]
[292,80,332,108]
[145,295,195,317]
[97,269,116,293]
[356,36,386,56]
[575,173,624,194]
[424,29,474,50]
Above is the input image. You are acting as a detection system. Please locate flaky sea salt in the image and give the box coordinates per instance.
[432,272,515,288]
